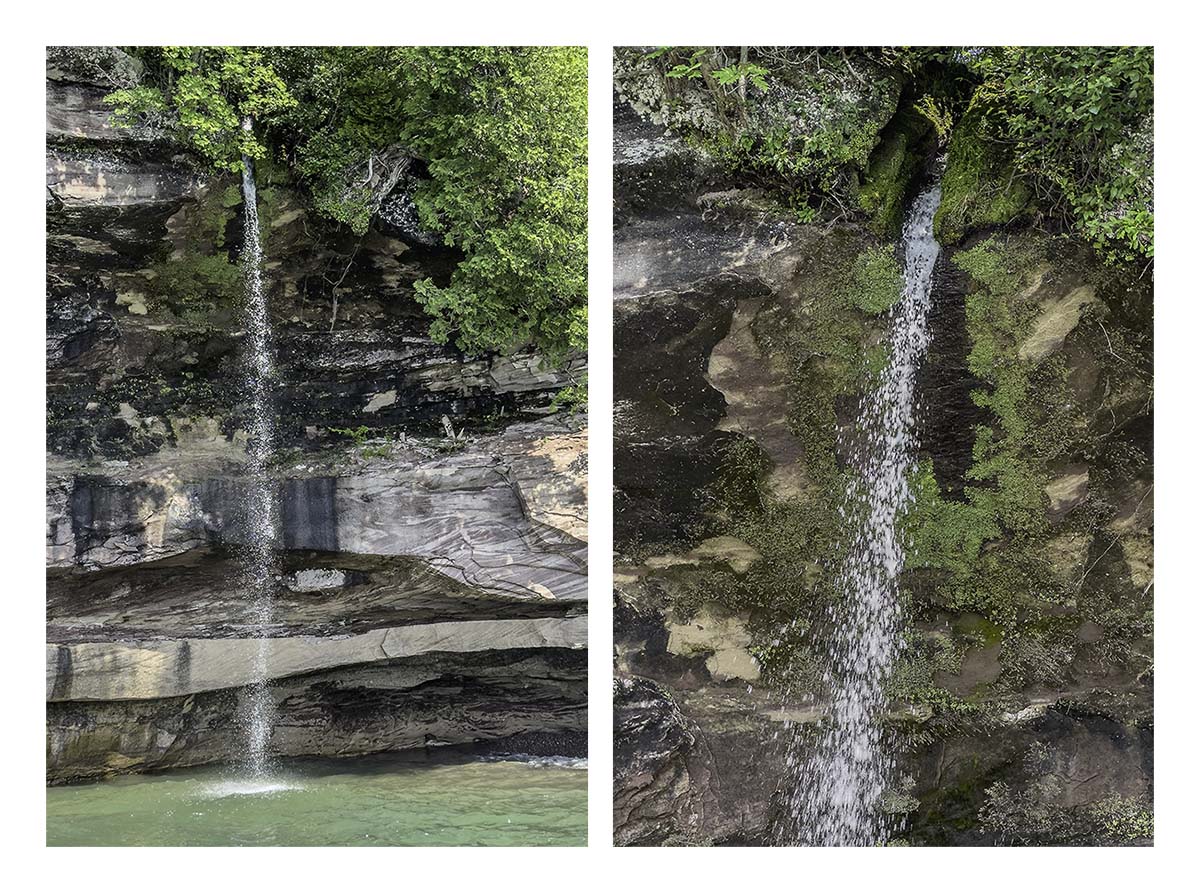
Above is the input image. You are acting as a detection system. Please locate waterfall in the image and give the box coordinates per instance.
[784,181,943,846]
[237,132,280,779]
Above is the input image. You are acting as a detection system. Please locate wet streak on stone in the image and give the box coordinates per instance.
[281,477,338,552]
[914,251,990,496]
[68,477,94,560]
[50,645,73,701]
[175,639,192,695]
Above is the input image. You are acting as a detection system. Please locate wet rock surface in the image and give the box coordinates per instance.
[50,649,586,782]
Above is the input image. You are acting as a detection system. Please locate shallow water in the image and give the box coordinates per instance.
[46,752,587,846]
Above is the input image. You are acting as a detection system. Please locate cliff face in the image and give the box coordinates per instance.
[45,49,588,783]
[612,101,1152,846]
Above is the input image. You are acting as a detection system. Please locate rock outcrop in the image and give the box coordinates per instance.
[612,98,1152,846]
[46,48,588,783]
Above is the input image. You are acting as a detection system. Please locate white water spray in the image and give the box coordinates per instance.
[783,182,943,846]
[237,126,279,778]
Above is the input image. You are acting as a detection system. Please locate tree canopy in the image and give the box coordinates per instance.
[107,46,588,359]
[965,46,1153,263]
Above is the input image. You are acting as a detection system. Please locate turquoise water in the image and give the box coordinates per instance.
[46,752,587,846]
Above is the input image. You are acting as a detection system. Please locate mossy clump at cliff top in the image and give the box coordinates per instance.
[933,102,1029,245]
[614,47,912,215]
[858,108,935,237]
[617,46,1153,271]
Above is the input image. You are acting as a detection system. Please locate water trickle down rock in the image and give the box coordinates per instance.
[237,140,280,778]
[45,66,590,784]
[782,183,943,846]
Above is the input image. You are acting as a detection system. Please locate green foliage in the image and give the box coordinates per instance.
[674,230,901,680]
[903,460,1000,573]
[758,233,888,490]
[329,425,370,446]
[886,627,970,707]
[891,231,1150,703]
[654,46,769,92]
[134,182,243,322]
[857,105,939,236]
[846,246,902,314]
[624,47,906,210]
[106,47,296,171]
[276,47,588,359]
[964,47,1153,263]
[953,238,1024,298]
[956,240,1052,542]
[108,47,587,361]
[791,202,818,224]
[913,95,953,146]
[718,490,847,685]
[361,444,392,459]
[402,47,587,359]
[621,45,1153,266]
[149,252,240,313]
[550,373,588,414]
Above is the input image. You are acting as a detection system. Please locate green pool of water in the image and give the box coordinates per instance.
[46,752,587,846]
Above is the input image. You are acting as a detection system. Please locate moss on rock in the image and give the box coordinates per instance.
[858,109,934,237]
[847,245,903,314]
[934,99,1030,245]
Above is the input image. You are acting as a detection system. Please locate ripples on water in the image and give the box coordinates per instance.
[46,752,587,846]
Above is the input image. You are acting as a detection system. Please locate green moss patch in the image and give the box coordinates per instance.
[934,99,1030,245]
[847,246,903,314]
[858,109,933,237]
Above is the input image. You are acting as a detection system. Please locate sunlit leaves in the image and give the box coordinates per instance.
[105,46,296,171]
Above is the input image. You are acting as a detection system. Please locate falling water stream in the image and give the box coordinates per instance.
[783,180,943,846]
[237,128,280,780]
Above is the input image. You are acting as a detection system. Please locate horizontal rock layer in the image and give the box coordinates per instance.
[48,419,587,602]
[49,648,586,783]
[48,616,587,702]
